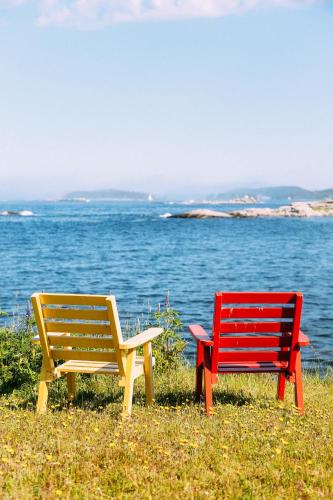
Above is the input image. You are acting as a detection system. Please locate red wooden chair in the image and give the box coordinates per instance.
[189,292,310,415]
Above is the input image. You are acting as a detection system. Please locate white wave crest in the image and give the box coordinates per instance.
[159,213,172,218]
[19,210,34,216]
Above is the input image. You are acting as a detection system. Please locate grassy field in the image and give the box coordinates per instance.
[0,367,332,499]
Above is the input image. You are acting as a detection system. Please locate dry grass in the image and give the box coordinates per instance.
[1,368,333,499]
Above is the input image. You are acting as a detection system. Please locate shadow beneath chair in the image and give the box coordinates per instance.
[155,388,253,408]
[71,388,123,411]
[212,389,253,407]
[155,389,195,407]
[10,378,253,412]
[9,386,124,413]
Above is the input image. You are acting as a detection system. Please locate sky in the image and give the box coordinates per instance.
[0,0,332,199]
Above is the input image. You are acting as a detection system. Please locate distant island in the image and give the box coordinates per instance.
[63,188,154,202]
[62,185,333,203]
[208,185,333,202]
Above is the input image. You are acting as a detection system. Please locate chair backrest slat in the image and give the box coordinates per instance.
[45,322,110,335]
[218,351,290,363]
[219,321,292,334]
[48,335,114,349]
[39,294,107,306]
[32,293,125,375]
[211,292,303,373]
[43,307,109,321]
[221,307,294,319]
[50,349,118,363]
[218,336,292,349]
[219,292,297,304]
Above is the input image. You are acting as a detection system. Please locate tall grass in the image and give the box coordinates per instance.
[1,368,333,498]
[0,306,332,498]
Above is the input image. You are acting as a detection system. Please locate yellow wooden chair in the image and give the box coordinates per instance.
[31,293,162,416]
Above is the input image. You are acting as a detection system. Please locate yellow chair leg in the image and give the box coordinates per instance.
[67,373,76,401]
[143,342,154,405]
[122,349,136,417]
[36,365,50,414]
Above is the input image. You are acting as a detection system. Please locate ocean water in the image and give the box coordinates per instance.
[0,200,332,367]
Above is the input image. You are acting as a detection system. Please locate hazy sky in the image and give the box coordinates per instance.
[0,0,332,199]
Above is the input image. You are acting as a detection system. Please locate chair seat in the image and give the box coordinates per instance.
[218,361,288,373]
[56,356,156,375]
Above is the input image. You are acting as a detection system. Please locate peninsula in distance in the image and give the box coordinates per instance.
[63,185,333,203]
[206,185,333,202]
[63,188,153,202]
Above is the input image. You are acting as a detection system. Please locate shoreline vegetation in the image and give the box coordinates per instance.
[1,313,333,497]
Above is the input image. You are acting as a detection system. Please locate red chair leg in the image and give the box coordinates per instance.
[203,346,213,416]
[195,342,204,401]
[294,350,304,415]
[277,372,286,401]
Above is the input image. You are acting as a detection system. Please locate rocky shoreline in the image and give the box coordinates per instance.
[178,195,259,205]
[166,201,333,219]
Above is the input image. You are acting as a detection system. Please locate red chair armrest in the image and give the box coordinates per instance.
[189,325,213,346]
[298,331,310,346]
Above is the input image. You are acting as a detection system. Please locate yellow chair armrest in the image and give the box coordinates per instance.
[120,327,163,350]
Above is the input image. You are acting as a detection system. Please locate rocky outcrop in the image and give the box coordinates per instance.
[230,201,333,218]
[165,201,333,219]
[0,210,34,216]
[167,209,231,219]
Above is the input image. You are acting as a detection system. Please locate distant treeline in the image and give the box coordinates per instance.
[208,186,333,201]
[64,188,152,201]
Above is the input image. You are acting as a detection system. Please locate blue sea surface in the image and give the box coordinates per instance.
[0,200,332,367]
